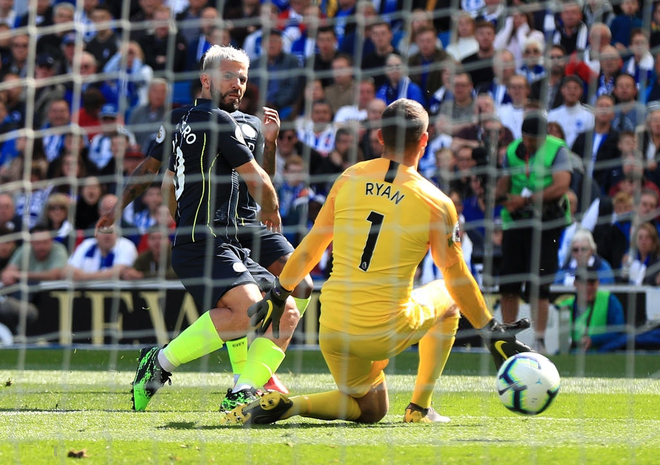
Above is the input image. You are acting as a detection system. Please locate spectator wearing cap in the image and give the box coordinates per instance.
[33,54,66,129]
[556,262,625,352]
[495,112,573,353]
[127,79,168,152]
[87,103,119,173]
[548,75,594,148]
[36,2,75,67]
[85,5,120,70]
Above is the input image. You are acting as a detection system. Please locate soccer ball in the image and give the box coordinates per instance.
[496,352,560,415]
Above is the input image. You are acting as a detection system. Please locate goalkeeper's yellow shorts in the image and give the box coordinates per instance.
[319,280,457,398]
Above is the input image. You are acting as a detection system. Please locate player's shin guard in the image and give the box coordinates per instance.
[162,311,224,368]
[411,310,459,409]
[235,337,285,390]
[226,337,249,382]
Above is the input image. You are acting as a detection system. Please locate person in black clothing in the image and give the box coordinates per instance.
[361,21,397,90]
[137,6,187,73]
[461,21,496,89]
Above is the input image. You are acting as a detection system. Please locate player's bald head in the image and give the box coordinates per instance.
[380,99,429,152]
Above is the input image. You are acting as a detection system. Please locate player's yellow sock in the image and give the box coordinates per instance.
[162,311,224,368]
[226,337,248,379]
[293,296,311,317]
[234,337,284,390]
[283,390,362,421]
[411,311,459,409]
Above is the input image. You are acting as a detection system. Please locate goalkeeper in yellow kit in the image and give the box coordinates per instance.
[223,99,532,425]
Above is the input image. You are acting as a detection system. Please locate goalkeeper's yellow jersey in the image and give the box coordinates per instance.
[279,157,465,334]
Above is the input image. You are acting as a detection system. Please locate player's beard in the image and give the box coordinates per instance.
[209,82,241,112]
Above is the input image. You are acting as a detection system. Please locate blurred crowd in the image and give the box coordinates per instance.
[1,0,660,337]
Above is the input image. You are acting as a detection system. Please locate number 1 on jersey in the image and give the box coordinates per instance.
[359,211,384,271]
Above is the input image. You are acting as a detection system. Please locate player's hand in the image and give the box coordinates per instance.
[248,278,292,339]
[262,107,281,143]
[479,318,533,370]
[259,210,282,233]
[95,204,118,237]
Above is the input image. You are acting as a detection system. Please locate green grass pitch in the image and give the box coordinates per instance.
[1,348,659,464]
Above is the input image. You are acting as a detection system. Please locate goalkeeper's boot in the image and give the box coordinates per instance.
[219,387,260,413]
[404,403,450,424]
[223,391,293,426]
[263,374,289,394]
[131,347,172,411]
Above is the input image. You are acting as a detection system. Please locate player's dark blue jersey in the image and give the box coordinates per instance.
[167,99,254,246]
[146,105,263,227]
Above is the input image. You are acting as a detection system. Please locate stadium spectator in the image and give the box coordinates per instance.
[138,6,187,74]
[185,6,218,72]
[243,4,290,62]
[553,0,589,55]
[396,9,442,58]
[128,79,168,151]
[1,225,68,287]
[548,76,594,148]
[595,191,634,274]
[0,23,11,66]
[427,59,457,117]
[556,262,625,352]
[555,228,615,285]
[582,22,612,75]
[306,26,339,88]
[624,29,654,92]
[73,87,104,140]
[103,42,154,112]
[312,127,360,196]
[478,49,515,108]
[32,55,66,130]
[493,7,544,69]
[0,226,16,272]
[121,225,177,280]
[253,29,302,120]
[278,155,314,246]
[496,113,573,353]
[1,73,25,131]
[624,222,660,285]
[337,0,377,58]
[361,21,397,90]
[296,99,335,157]
[445,12,478,61]
[475,0,506,30]
[277,0,316,51]
[334,78,376,126]
[85,5,119,71]
[376,53,425,107]
[130,185,163,236]
[64,224,138,282]
[582,0,615,28]
[87,104,121,173]
[12,158,50,230]
[35,2,75,66]
[609,0,641,51]
[0,0,16,28]
[39,193,75,250]
[407,26,446,103]
[591,45,623,103]
[16,0,53,29]
[531,44,566,111]
[47,149,88,199]
[652,2,660,50]
[461,21,496,89]
[129,0,162,41]
[496,74,529,139]
[640,108,660,170]
[0,193,21,237]
[40,99,71,164]
[572,94,619,187]
[323,55,357,116]
[330,0,358,48]
[74,176,104,231]
[438,72,475,135]
[5,34,29,79]
[518,37,546,85]
[611,73,646,132]
[606,131,660,199]
[176,0,209,47]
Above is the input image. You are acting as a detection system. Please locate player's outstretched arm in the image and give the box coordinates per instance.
[235,159,281,232]
[95,156,163,234]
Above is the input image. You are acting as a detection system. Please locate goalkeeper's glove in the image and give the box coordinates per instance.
[248,278,292,339]
[479,318,533,370]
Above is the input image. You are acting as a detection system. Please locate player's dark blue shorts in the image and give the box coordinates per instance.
[171,239,274,312]
[236,226,294,270]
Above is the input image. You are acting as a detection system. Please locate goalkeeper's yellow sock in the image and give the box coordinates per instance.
[293,295,312,317]
[234,337,284,391]
[283,390,362,421]
[161,312,224,370]
[410,311,459,409]
[226,337,248,383]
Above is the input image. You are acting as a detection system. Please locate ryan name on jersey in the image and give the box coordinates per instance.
[365,182,405,205]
